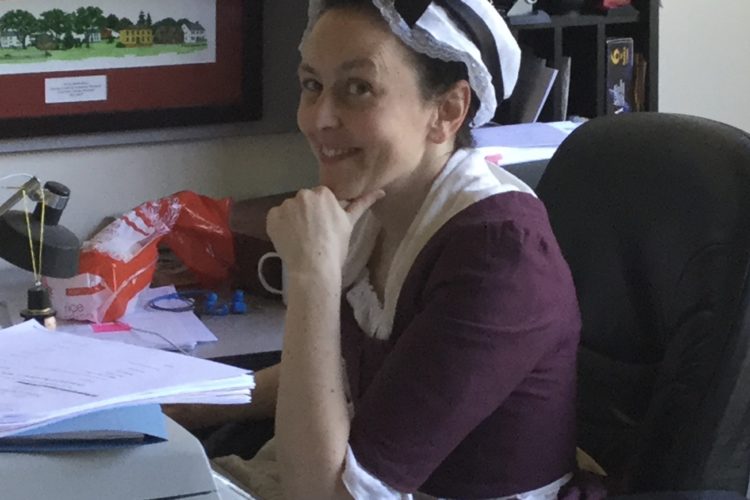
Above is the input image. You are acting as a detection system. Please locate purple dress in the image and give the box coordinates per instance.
[341,191,581,498]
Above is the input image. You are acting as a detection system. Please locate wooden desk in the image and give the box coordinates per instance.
[0,267,285,367]
[195,297,284,370]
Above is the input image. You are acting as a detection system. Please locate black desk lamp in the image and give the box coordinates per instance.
[0,176,81,326]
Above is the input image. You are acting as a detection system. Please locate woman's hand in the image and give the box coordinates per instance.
[266,186,384,275]
[162,403,240,430]
[163,364,280,429]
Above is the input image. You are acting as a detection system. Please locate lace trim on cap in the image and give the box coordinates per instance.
[301,0,503,126]
[371,0,497,126]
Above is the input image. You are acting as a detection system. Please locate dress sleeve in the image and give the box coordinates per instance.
[348,218,573,492]
[342,445,413,499]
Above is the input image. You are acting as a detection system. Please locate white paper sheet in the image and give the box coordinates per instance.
[0,320,253,437]
[56,286,218,352]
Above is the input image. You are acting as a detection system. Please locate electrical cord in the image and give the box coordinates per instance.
[146,290,207,312]
[129,326,193,356]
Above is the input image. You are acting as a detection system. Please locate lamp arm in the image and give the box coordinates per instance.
[0,177,70,217]
[0,177,42,217]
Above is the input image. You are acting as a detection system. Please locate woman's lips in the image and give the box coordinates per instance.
[318,146,359,163]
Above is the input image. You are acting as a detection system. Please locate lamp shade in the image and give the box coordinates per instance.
[0,181,80,279]
[0,212,80,278]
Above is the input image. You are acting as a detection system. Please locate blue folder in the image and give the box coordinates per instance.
[0,404,167,452]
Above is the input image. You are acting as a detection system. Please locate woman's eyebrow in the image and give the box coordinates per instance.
[298,58,376,76]
[340,58,376,72]
[298,62,317,75]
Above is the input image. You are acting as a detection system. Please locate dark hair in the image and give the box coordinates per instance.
[318,0,478,150]
[410,52,478,150]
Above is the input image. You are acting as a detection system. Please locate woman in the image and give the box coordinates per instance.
[192,1,582,498]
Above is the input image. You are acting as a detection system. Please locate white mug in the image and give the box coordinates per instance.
[257,252,287,305]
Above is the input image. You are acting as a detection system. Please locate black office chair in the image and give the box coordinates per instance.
[535,113,750,495]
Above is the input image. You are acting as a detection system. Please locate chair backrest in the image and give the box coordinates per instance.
[535,113,750,494]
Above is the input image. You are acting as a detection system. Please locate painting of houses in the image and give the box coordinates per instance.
[119,26,154,47]
[154,25,183,45]
[0,30,28,49]
[73,29,102,45]
[182,21,205,44]
[0,0,216,76]
[100,28,119,41]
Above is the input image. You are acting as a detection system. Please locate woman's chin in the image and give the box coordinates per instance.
[320,181,360,201]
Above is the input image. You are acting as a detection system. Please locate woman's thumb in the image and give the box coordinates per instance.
[345,189,385,222]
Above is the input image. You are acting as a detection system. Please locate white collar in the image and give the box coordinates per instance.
[343,149,535,339]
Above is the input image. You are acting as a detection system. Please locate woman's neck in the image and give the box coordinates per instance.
[366,147,455,301]
[372,148,454,242]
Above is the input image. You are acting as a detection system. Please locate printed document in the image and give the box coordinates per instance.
[0,320,254,438]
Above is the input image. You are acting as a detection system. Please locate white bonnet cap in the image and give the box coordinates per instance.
[302,0,521,127]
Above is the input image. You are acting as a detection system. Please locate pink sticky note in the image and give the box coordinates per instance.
[92,322,132,334]
[485,153,503,166]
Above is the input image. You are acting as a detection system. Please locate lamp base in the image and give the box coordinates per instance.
[19,284,57,329]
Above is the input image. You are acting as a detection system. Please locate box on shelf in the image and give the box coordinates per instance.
[605,37,634,115]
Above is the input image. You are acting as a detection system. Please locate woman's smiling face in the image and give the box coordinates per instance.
[297,7,439,201]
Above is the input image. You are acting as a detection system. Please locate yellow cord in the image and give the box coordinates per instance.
[38,188,46,283]
[21,189,38,280]
[21,188,46,285]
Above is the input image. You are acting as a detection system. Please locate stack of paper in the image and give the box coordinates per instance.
[473,121,582,166]
[0,321,254,439]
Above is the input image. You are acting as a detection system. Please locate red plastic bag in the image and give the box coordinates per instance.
[590,0,631,10]
[45,191,234,322]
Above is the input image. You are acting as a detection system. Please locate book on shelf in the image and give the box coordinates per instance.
[633,52,648,112]
[606,37,635,114]
[0,320,254,446]
[506,50,559,124]
[556,56,572,121]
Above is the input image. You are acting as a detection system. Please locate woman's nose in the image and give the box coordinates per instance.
[313,92,341,130]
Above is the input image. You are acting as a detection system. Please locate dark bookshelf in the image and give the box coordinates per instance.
[503,0,658,122]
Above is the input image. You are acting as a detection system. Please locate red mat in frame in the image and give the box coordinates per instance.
[0,0,262,139]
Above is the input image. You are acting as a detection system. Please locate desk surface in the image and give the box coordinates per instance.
[0,268,285,360]
[196,299,284,359]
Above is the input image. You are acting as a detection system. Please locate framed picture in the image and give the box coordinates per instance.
[0,0,262,139]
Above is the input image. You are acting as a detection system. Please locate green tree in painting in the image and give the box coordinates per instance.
[104,13,119,30]
[62,31,77,50]
[39,9,73,45]
[73,6,104,48]
[118,17,134,30]
[0,10,38,49]
[153,17,178,29]
[138,10,146,26]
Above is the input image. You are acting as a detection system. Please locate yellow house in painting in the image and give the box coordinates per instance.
[120,27,153,47]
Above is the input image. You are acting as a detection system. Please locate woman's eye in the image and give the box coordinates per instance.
[347,80,372,96]
[301,79,321,92]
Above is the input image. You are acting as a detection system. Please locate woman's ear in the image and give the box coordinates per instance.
[428,80,471,144]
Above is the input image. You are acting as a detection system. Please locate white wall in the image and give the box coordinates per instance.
[0,132,317,270]
[659,0,750,132]
[3,0,748,271]
[0,0,313,270]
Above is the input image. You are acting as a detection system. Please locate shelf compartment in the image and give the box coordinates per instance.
[508,5,640,30]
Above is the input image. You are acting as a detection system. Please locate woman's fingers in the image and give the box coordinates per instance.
[345,189,385,224]
[162,403,220,430]
[265,187,385,272]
